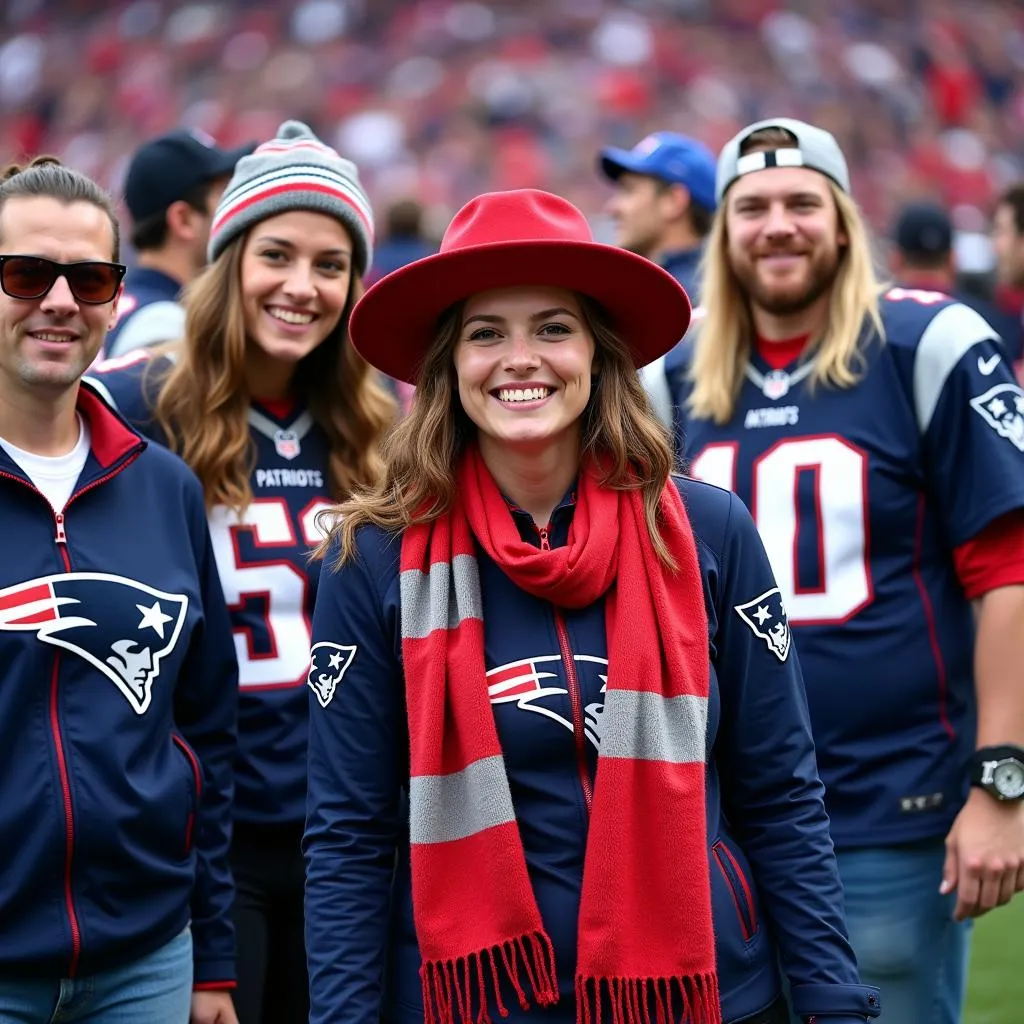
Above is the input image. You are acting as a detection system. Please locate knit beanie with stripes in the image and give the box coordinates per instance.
[207,120,374,274]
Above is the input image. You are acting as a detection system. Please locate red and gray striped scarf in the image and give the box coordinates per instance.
[400,446,720,1024]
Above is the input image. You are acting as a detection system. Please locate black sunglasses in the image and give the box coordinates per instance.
[0,255,126,305]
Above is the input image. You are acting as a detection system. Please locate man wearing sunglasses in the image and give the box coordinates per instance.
[104,129,254,359]
[0,157,239,1024]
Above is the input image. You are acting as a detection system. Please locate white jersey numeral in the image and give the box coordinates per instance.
[691,437,871,625]
[208,498,335,689]
[689,442,738,493]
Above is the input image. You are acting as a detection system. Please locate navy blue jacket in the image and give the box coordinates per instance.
[304,477,880,1024]
[0,385,238,985]
[89,354,335,827]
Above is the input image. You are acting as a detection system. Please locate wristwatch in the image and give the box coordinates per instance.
[970,746,1024,802]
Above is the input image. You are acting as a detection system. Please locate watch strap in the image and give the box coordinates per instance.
[971,744,1024,774]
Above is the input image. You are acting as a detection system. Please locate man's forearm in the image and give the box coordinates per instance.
[973,584,1024,747]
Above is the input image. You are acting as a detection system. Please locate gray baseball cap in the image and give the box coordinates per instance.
[715,117,850,203]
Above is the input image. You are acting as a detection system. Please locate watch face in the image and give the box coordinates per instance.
[993,760,1024,800]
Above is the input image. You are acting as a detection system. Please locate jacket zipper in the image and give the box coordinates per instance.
[1,451,141,976]
[50,652,82,975]
[0,450,142,545]
[53,452,142,545]
[538,526,593,813]
[49,511,79,972]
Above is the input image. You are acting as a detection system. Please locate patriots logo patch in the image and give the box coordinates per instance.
[970,382,1024,452]
[734,588,791,662]
[0,573,188,714]
[307,642,358,708]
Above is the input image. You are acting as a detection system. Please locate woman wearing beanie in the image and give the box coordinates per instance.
[89,120,395,1024]
[303,189,882,1024]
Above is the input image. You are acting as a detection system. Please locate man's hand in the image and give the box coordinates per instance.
[191,990,239,1024]
[941,787,1024,920]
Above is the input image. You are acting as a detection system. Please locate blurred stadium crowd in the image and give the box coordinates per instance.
[3,0,1024,276]
[4,5,1024,1021]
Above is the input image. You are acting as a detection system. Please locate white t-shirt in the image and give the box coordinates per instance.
[0,415,91,512]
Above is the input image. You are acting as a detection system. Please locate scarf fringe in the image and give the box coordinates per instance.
[421,931,559,1024]
[576,973,721,1024]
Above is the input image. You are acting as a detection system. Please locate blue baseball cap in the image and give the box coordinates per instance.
[124,128,256,223]
[599,131,718,212]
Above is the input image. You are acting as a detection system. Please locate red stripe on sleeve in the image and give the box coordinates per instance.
[952,510,1024,600]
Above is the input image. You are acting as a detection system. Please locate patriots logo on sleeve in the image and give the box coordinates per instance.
[0,573,188,714]
[306,642,358,708]
[734,588,791,662]
[970,382,1024,452]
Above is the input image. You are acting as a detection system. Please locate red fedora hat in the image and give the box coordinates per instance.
[350,188,692,385]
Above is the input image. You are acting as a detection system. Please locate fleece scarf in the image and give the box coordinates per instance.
[399,446,720,1024]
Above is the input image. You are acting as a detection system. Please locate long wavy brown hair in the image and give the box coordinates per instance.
[322,294,678,568]
[151,235,395,510]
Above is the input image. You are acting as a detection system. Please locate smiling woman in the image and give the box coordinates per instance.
[303,188,881,1024]
[452,286,596,524]
[88,120,395,1024]
[238,210,356,399]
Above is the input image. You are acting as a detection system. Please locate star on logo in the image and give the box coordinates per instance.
[307,642,358,709]
[734,588,791,662]
[137,600,174,639]
[971,382,1024,452]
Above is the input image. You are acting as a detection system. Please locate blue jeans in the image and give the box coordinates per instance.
[835,841,972,1024]
[0,927,192,1024]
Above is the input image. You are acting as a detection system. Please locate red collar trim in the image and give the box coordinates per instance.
[754,332,810,370]
[77,383,144,468]
[254,395,298,420]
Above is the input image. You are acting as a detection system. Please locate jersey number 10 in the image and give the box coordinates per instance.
[690,435,873,625]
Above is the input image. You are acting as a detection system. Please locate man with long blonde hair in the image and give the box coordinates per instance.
[678,117,1024,1023]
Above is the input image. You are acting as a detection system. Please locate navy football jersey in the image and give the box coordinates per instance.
[88,352,334,825]
[103,268,185,358]
[677,288,1024,848]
